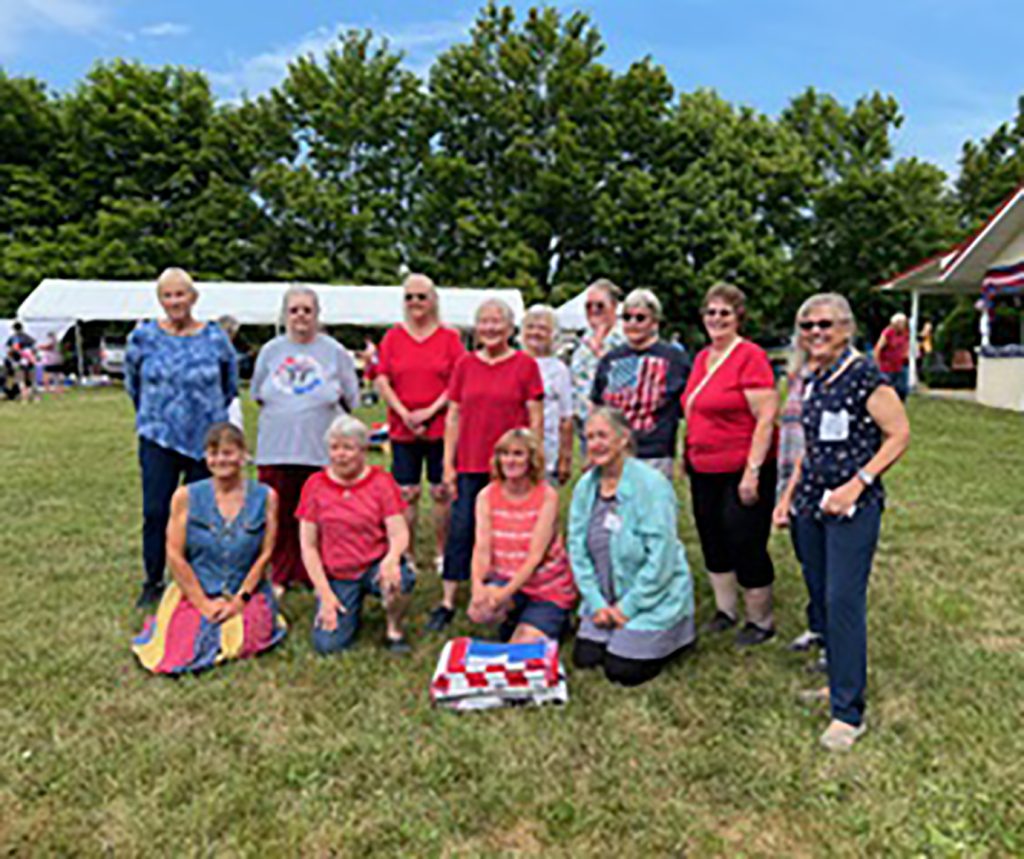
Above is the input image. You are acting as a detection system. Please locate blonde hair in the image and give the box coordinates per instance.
[402,273,440,324]
[490,428,545,484]
[156,267,196,297]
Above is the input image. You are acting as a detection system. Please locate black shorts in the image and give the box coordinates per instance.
[687,460,777,589]
[391,439,444,486]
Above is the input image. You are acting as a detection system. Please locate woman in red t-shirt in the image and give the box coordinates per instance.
[681,283,780,647]
[375,274,465,569]
[873,313,910,401]
[298,414,413,654]
[424,298,545,633]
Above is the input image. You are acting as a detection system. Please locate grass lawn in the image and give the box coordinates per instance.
[0,389,1021,856]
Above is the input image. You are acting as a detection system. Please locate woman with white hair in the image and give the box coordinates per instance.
[591,288,690,479]
[125,268,238,607]
[425,297,545,632]
[251,286,359,594]
[873,312,910,400]
[774,293,910,751]
[375,274,464,569]
[522,304,573,484]
[298,414,413,653]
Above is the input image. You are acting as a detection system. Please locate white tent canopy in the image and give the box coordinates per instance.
[555,290,589,331]
[16,280,526,329]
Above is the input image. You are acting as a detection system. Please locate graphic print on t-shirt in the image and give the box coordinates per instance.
[603,354,669,431]
[272,354,325,396]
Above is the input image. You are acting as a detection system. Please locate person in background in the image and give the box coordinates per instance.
[918,320,934,372]
[217,315,245,431]
[774,293,910,752]
[681,283,779,646]
[132,423,286,674]
[125,268,238,608]
[426,297,544,633]
[298,415,413,654]
[38,331,65,394]
[467,429,578,642]
[521,304,573,485]
[251,286,359,596]
[873,312,910,400]
[375,274,464,573]
[568,407,696,686]
[569,279,625,459]
[591,289,690,480]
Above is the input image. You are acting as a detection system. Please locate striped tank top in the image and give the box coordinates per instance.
[485,482,578,610]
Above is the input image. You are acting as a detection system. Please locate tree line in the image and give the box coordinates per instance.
[2,2,1024,338]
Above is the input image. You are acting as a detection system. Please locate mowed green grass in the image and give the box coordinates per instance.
[0,389,1021,857]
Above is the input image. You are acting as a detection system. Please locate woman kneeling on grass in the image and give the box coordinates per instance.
[132,424,287,674]
[467,429,578,642]
[567,407,696,686]
[298,415,414,654]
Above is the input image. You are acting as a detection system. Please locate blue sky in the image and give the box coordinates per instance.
[1,0,1020,176]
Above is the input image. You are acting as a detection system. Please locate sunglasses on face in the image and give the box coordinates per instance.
[622,312,650,323]
[405,293,430,302]
[288,306,315,315]
[799,319,835,332]
[585,301,608,312]
[703,308,734,318]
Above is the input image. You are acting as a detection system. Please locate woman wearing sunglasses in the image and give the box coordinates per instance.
[773,293,909,751]
[682,283,780,647]
[591,289,690,479]
[375,274,465,572]
[251,286,360,594]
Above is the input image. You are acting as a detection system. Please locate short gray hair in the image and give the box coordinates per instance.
[623,288,662,321]
[791,293,858,372]
[325,414,369,448]
[585,406,635,455]
[474,296,515,328]
[586,278,622,305]
[156,267,196,296]
[281,285,321,324]
[523,303,559,332]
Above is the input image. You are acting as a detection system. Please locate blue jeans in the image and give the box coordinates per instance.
[312,559,416,654]
[885,367,909,401]
[441,473,490,582]
[791,506,882,727]
[139,438,209,587]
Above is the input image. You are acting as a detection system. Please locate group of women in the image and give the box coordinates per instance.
[127,267,909,752]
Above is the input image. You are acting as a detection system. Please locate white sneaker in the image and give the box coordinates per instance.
[788,630,824,652]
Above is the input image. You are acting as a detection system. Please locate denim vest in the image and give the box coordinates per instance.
[186,479,268,596]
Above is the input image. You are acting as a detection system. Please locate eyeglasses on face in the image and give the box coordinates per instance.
[585,301,608,312]
[622,312,650,323]
[404,293,430,302]
[798,319,835,332]
[703,308,734,318]
[288,306,315,315]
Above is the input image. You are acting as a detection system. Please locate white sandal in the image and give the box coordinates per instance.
[820,719,866,752]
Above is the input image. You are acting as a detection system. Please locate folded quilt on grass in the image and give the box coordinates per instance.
[430,637,568,710]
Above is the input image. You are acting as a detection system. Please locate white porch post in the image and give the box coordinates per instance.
[909,288,920,390]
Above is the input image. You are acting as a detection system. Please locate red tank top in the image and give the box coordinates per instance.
[486,482,577,609]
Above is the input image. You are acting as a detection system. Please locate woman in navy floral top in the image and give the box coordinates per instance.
[125,268,238,608]
[774,293,909,752]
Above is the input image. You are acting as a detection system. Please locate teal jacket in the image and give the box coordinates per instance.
[568,457,694,632]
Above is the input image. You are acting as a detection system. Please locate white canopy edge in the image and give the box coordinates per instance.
[17,280,525,329]
[555,290,589,331]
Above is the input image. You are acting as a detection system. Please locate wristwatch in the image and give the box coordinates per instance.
[747,462,761,475]
[856,468,876,487]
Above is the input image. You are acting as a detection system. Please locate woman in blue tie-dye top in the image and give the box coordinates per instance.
[125,268,238,609]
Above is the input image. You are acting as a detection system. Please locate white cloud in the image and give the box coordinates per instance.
[140,21,190,39]
[208,18,471,99]
[0,0,108,57]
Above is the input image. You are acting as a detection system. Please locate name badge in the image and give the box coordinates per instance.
[603,512,622,532]
[819,409,850,442]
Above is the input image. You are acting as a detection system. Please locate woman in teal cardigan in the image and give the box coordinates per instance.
[568,406,696,686]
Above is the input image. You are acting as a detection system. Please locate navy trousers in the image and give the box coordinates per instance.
[441,473,490,583]
[791,505,881,727]
[139,438,209,587]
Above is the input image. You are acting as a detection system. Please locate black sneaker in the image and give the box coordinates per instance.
[425,605,455,632]
[702,610,737,634]
[735,622,776,647]
[135,582,164,609]
[384,635,412,654]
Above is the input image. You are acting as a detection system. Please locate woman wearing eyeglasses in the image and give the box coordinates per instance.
[375,274,465,571]
[682,283,779,647]
[773,293,909,751]
[251,286,360,593]
[591,289,690,479]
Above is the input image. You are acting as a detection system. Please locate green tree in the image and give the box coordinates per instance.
[956,95,1024,228]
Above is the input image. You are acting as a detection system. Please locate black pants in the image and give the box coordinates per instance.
[139,438,209,587]
[572,637,690,687]
[687,461,776,589]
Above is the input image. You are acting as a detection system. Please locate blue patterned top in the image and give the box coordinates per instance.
[794,350,886,520]
[125,321,238,459]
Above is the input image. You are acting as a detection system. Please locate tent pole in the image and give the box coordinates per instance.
[75,321,85,382]
[909,288,920,391]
